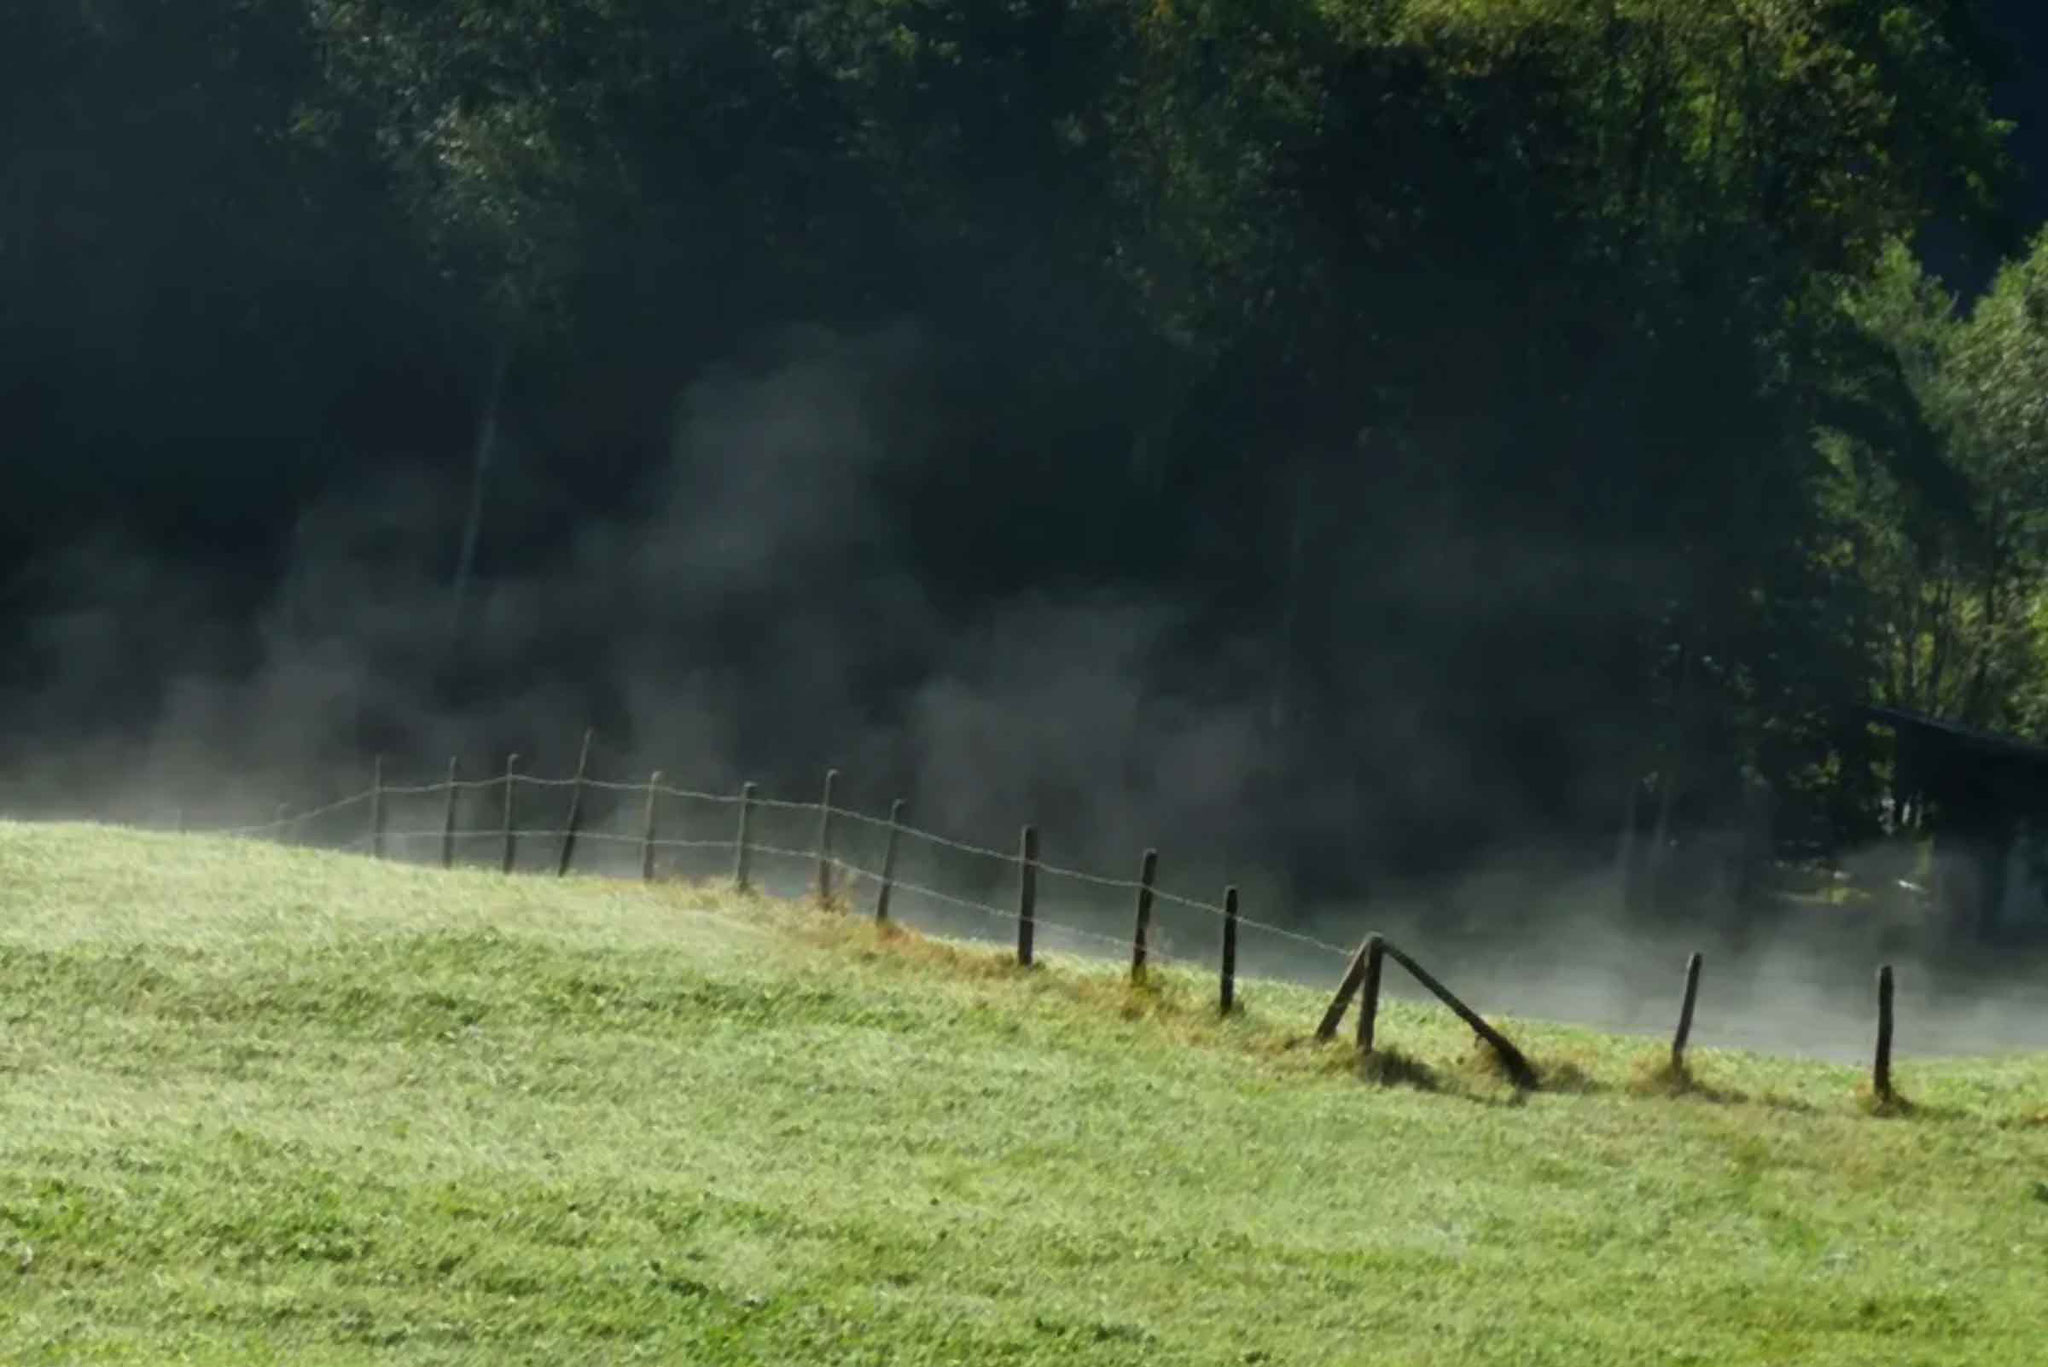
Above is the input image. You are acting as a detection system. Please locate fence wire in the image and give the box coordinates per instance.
[149,756,2048,1069]
[745,842,1203,972]
[200,762,1304,981]
[811,803,1349,960]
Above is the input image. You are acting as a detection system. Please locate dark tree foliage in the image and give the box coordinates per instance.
[2,0,2043,903]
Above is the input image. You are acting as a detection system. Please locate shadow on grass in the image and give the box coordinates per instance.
[1455,1039,1544,1096]
[1628,1057,1747,1105]
[1625,1057,1842,1115]
[1532,1057,1603,1095]
[787,908,2000,1125]
[1856,1086,1921,1120]
[1354,1046,1439,1092]
[810,914,1270,1053]
[1625,1056,1934,1120]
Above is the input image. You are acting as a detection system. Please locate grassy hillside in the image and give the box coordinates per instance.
[1,823,2044,1365]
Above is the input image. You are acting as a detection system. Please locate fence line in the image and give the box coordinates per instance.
[207,758,1252,980]
[203,769,1890,999]
[228,762,1340,965]
[355,820,1208,974]
[168,749,1921,1101]
[820,806,1346,960]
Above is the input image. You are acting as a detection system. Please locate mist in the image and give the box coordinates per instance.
[6,318,2047,1065]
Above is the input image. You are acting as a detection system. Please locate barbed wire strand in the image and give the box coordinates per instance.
[377,830,732,855]
[585,777,743,805]
[1025,860,1349,960]
[657,783,743,806]
[746,795,828,814]
[221,789,374,836]
[295,773,745,806]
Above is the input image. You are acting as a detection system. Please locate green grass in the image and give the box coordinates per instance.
[2,823,2045,1365]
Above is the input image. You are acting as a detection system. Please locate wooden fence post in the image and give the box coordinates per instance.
[274,802,291,845]
[557,727,593,877]
[875,798,905,922]
[733,782,756,892]
[1356,934,1385,1051]
[1874,963,1895,1100]
[1672,951,1703,1070]
[440,757,460,870]
[1315,937,1374,1041]
[816,768,838,906]
[500,753,520,874]
[369,756,386,859]
[1017,825,1038,967]
[1220,885,1239,1014]
[1131,849,1159,982]
[1381,941,1537,1089]
[640,770,662,882]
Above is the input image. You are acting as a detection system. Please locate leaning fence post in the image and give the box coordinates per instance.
[1131,849,1159,982]
[1220,885,1240,1014]
[816,768,839,906]
[1017,825,1038,967]
[440,757,460,869]
[733,782,756,892]
[500,753,520,874]
[1381,941,1537,1089]
[1356,934,1385,1051]
[640,770,661,882]
[1672,951,1703,1070]
[1316,937,1374,1041]
[1874,963,1896,1101]
[369,756,386,859]
[557,727,593,877]
[876,798,905,922]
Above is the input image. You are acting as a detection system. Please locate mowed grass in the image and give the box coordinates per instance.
[1,825,2045,1365]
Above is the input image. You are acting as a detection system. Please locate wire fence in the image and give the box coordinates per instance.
[190,753,1343,991]
[149,744,2048,1074]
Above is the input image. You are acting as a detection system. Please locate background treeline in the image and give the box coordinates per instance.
[7,0,2048,913]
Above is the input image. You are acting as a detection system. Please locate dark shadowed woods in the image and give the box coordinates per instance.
[11,0,2048,940]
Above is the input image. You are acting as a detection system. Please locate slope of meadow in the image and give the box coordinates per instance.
[0,823,2043,1365]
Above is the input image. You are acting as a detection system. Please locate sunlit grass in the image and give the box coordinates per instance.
[1,822,2044,1364]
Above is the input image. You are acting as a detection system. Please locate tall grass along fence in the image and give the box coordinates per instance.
[193,736,1907,1101]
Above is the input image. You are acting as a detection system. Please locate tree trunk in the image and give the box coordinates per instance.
[1615,777,1641,914]
[449,341,512,642]
[1647,638,1692,912]
[1269,460,1314,737]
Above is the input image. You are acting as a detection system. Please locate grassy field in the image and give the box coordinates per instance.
[1,823,2044,1365]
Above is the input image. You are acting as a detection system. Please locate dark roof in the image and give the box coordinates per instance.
[1861,704,2048,767]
